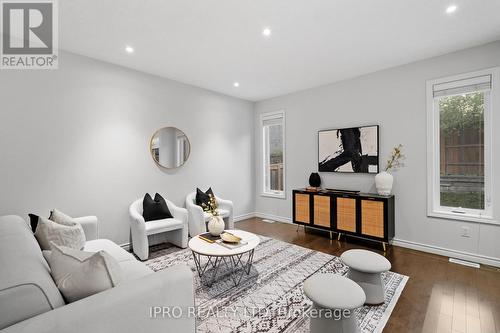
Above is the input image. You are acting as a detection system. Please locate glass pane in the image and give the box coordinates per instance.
[263,126,270,191]
[268,124,283,192]
[439,92,485,210]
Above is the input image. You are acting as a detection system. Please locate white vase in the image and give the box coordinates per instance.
[375,171,393,195]
[207,215,225,236]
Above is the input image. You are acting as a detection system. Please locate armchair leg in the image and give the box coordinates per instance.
[224,217,235,230]
[165,229,188,249]
[132,236,149,261]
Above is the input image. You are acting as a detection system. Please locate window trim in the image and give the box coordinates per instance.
[426,67,499,224]
[261,110,286,199]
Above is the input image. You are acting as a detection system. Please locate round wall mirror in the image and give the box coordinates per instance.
[150,127,191,169]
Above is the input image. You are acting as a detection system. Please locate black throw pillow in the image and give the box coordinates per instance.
[142,193,173,222]
[195,187,215,208]
[28,214,40,232]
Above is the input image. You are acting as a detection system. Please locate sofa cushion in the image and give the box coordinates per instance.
[0,215,65,330]
[47,244,123,303]
[145,218,184,235]
[84,239,135,263]
[83,240,152,280]
[119,260,153,281]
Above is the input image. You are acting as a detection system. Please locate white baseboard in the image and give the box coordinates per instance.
[449,258,480,268]
[234,212,292,224]
[254,212,292,224]
[234,212,257,222]
[120,242,131,251]
[392,238,500,268]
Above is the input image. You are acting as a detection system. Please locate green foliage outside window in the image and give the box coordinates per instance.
[439,93,484,135]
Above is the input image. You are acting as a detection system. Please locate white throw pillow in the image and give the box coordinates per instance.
[49,209,77,226]
[47,243,123,303]
[34,213,86,250]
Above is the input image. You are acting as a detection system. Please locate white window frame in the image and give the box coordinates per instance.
[426,67,499,224]
[261,110,286,199]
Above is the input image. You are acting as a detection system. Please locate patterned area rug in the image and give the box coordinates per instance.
[146,236,408,333]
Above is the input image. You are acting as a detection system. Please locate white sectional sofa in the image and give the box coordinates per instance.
[0,215,195,332]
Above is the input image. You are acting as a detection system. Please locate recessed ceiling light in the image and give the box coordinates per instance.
[125,46,134,53]
[262,28,272,37]
[446,5,457,14]
[233,82,240,87]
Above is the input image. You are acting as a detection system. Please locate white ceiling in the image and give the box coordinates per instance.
[61,0,500,101]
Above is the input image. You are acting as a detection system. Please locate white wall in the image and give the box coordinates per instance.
[254,41,500,266]
[0,51,255,246]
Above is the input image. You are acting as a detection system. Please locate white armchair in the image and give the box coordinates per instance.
[185,192,234,237]
[129,198,188,260]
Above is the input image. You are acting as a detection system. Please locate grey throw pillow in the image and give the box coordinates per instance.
[34,211,86,250]
[47,243,123,303]
[49,209,77,226]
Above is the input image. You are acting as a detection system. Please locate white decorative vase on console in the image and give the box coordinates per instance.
[208,215,225,236]
[375,171,393,196]
[376,144,405,196]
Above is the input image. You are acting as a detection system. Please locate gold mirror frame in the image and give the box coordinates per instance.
[149,127,191,169]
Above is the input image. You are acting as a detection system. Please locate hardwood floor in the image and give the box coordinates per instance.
[237,218,500,333]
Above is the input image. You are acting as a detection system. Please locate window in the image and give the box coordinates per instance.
[261,111,285,198]
[176,134,189,166]
[426,68,499,223]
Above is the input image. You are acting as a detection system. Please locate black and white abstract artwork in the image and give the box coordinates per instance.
[318,125,379,173]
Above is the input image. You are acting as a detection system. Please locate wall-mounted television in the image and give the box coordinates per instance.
[318,125,379,173]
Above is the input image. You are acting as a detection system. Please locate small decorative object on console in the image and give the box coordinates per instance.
[202,194,225,236]
[308,172,321,187]
[375,144,405,195]
[325,188,360,194]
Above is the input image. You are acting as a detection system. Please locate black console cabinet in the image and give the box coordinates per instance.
[292,189,395,251]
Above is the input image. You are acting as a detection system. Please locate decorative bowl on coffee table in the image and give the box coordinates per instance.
[220,232,241,243]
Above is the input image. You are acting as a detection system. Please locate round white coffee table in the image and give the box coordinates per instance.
[189,230,260,286]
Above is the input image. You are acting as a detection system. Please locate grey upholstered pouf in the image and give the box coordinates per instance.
[303,274,366,333]
[340,249,391,305]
